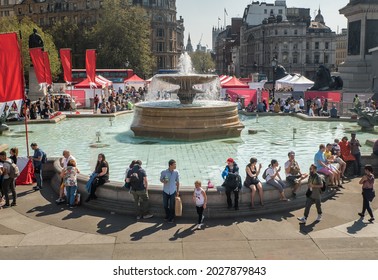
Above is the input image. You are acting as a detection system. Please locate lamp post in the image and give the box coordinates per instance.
[271,57,278,100]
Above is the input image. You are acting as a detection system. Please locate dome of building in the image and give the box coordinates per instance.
[315,8,325,25]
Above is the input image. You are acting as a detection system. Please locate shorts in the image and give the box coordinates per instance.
[318,167,333,176]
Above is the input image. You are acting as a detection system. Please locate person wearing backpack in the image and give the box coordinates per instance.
[29,143,45,191]
[0,151,17,207]
[125,160,153,220]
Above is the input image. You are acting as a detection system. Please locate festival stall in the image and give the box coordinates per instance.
[221,76,249,99]
[124,74,146,89]
[304,91,342,102]
[226,89,269,107]
[74,75,112,107]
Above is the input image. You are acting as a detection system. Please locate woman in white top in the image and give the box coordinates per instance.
[266,159,288,201]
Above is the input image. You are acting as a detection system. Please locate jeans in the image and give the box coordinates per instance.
[267,179,286,192]
[66,185,78,206]
[90,176,107,198]
[225,189,239,209]
[303,197,322,218]
[34,166,43,188]
[131,189,151,216]
[2,178,16,205]
[163,191,176,221]
[352,152,361,176]
[362,189,374,218]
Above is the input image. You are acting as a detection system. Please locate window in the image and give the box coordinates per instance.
[156,28,164,37]
[325,42,329,49]
[264,9,267,14]
[306,55,310,64]
[275,30,278,35]
[278,9,283,14]
[284,30,287,35]
[294,30,298,35]
[314,54,320,64]
[156,42,165,52]
[324,54,329,64]
[315,42,319,49]
[282,53,288,63]
[293,54,298,64]
[306,42,309,49]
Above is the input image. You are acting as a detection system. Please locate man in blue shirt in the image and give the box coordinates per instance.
[314,144,335,185]
[29,143,43,191]
[160,159,180,223]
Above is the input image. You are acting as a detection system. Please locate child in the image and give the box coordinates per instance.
[193,180,207,230]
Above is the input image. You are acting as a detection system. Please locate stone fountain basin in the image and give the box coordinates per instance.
[154,74,218,85]
[130,101,245,141]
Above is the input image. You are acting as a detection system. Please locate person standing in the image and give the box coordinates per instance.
[126,160,153,220]
[297,164,324,224]
[222,158,241,210]
[29,143,45,191]
[9,147,18,165]
[0,151,17,207]
[160,159,180,223]
[350,132,362,176]
[60,159,79,208]
[56,150,77,204]
[85,153,109,202]
[358,165,375,223]
[193,180,207,230]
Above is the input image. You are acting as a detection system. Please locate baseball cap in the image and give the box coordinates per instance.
[226,158,234,163]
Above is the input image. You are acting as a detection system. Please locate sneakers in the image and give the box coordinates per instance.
[10,202,17,207]
[33,186,42,191]
[297,217,307,224]
[369,217,375,223]
[358,212,365,218]
[316,214,322,221]
[196,224,203,230]
[143,214,153,219]
[55,197,65,204]
[136,215,142,220]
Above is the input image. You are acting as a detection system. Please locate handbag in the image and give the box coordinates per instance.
[175,196,182,217]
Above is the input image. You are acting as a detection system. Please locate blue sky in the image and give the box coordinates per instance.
[176,0,349,49]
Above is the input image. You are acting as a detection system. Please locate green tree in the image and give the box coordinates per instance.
[190,51,216,74]
[48,18,88,68]
[0,16,60,79]
[91,0,154,77]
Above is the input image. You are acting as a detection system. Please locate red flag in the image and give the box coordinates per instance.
[0,32,24,103]
[86,49,96,87]
[29,47,46,84]
[60,48,72,83]
[43,51,52,85]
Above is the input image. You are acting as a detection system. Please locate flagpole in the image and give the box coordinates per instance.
[224,9,226,28]
[18,30,30,157]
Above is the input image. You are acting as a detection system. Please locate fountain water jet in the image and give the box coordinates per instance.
[130,53,244,141]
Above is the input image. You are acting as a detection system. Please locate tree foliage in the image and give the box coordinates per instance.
[91,0,154,77]
[0,16,60,79]
[190,51,216,74]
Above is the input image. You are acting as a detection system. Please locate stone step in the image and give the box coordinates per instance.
[83,188,336,219]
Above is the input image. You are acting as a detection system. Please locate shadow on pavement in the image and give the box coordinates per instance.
[346,217,368,234]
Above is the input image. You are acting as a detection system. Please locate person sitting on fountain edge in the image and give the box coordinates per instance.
[330,104,339,118]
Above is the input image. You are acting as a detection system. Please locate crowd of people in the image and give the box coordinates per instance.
[0,130,375,227]
[242,95,340,118]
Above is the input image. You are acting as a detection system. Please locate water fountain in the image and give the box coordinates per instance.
[130,53,244,141]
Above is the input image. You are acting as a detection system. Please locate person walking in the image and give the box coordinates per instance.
[297,164,324,224]
[358,165,375,223]
[126,160,153,220]
[193,180,207,230]
[160,159,180,223]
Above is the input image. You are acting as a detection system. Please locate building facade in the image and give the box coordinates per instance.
[236,3,336,80]
[335,28,348,70]
[0,0,17,17]
[4,0,184,73]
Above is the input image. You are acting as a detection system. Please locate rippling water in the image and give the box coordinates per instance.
[1,114,374,187]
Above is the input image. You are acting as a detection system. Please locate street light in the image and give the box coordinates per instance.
[271,57,278,100]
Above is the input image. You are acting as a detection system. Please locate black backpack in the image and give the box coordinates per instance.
[129,165,143,190]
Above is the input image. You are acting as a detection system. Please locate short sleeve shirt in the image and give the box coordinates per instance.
[127,167,147,190]
[33,148,43,168]
[160,169,179,195]
[95,161,109,180]
[314,150,326,170]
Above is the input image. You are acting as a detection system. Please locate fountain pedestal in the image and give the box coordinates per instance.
[131,101,244,141]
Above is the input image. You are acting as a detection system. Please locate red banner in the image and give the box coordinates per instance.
[86,49,96,86]
[29,47,46,84]
[43,51,52,85]
[0,32,24,102]
[59,48,72,83]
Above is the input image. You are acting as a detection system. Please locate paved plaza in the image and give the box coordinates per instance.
[0,178,378,260]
